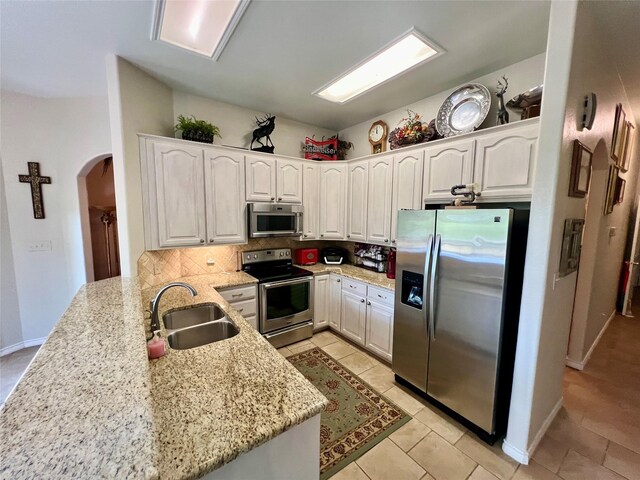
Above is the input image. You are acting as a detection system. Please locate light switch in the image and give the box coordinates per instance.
[28,240,51,252]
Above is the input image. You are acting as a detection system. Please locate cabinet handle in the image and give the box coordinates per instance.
[200,239,205,244]
[209,239,214,243]
[337,279,341,283]
[361,299,365,303]
[347,234,351,238]
[321,234,324,238]
[271,197,275,201]
[278,197,283,201]
[237,308,244,313]
[303,234,308,238]
[367,301,371,305]
[384,239,389,243]
[392,239,396,244]
[232,293,243,298]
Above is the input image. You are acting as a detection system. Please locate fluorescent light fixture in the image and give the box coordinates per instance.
[153,0,250,60]
[314,29,444,104]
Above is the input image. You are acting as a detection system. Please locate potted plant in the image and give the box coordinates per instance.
[175,114,221,144]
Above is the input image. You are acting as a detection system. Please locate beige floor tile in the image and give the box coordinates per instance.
[383,386,425,416]
[359,365,396,393]
[469,465,499,480]
[532,434,569,473]
[356,438,425,480]
[408,431,477,480]
[582,415,640,455]
[546,409,609,463]
[277,346,292,357]
[322,341,358,360]
[604,442,640,480]
[389,419,432,452]
[512,460,561,480]
[456,434,518,480]
[339,352,378,375]
[421,474,436,480]
[288,340,315,354]
[558,450,625,480]
[414,405,465,444]
[311,330,341,348]
[329,461,370,480]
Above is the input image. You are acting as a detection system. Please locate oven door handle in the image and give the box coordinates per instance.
[261,277,313,289]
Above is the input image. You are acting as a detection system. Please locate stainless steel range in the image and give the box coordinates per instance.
[240,248,314,348]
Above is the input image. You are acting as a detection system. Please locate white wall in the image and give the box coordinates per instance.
[0,161,23,352]
[173,91,336,158]
[106,55,174,276]
[563,5,640,367]
[0,91,111,345]
[338,54,546,157]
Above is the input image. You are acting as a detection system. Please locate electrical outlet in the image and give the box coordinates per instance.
[28,240,51,252]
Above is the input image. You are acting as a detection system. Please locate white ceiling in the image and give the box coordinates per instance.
[0,1,551,131]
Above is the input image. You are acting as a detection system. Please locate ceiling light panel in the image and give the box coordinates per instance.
[315,29,444,104]
[153,0,250,60]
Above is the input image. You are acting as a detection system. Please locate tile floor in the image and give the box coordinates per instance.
[0,346,39,406]
[281,316,640,480]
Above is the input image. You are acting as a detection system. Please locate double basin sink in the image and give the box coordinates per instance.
[163,303,239,350]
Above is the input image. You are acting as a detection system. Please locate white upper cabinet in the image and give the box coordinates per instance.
[245,156,302,203]
[204,150,247,245]
[319,163,347,240]
[347,161,369,242]
[245,156,276,202]
[391,151,424,245]
[366,155,394,245]
[151,141,207,248]
[422,139,475,203]
[301,162,320,240]
[276,158,303,204]
[474,123,538,200]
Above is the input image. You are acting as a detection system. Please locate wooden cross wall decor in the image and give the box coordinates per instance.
[19,162,51,219]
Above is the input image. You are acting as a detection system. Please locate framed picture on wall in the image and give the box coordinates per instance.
[615,175,626,204]
[569,140,593,198]
[620,121,635,172]
[611,103,626,163]
[604,165,619,215]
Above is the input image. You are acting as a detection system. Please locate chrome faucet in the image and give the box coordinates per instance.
[149,282,198,333]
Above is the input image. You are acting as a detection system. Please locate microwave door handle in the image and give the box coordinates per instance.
[429,234,441,341]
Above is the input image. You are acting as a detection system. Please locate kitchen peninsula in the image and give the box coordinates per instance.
[0,275,327,479]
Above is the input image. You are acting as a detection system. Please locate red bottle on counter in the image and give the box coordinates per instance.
[387,249,396,279]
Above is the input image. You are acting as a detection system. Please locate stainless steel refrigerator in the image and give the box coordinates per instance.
[392,208,528,442]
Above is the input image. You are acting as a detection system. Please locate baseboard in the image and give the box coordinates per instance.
[565,309,615,370]
[0,337,46,357]
[502,396,563,464]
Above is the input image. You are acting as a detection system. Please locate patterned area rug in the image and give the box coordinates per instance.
[288,347,410,479]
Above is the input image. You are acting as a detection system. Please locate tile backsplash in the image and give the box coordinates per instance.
[137,238,354,289]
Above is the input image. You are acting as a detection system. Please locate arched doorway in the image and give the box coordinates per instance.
[77,154,121,282]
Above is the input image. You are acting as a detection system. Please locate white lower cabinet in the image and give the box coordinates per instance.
[219,285,258,330]
[329,274,342,331]
[365,298,393,363]
[340,289,367,346]
[313,275,330,330]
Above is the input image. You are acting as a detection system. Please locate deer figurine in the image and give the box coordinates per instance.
[496,76,509,125]
[250,114,276,151]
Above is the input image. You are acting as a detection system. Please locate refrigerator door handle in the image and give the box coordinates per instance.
[429,234,442,341]
[423,234,434,333]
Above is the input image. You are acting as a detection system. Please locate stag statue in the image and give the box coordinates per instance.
[496,76,509,125]
[250,114,276,153]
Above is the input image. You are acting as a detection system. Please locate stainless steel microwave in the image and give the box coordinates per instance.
[249,203,303,238]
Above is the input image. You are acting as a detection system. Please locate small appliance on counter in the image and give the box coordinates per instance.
[354,243,388,273]
[321,247,348,265]
[294,248,318,265]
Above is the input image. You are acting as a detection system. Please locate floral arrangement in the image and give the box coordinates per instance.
[388,110,442,150]
[175,114,221,144]
[328,134,354,160]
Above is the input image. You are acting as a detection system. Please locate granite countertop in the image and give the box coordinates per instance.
[299,263,396,291]
[0,274,326,480]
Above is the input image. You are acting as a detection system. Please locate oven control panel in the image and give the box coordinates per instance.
[242,248,291,265]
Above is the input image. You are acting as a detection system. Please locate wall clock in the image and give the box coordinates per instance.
[368,120,388,154]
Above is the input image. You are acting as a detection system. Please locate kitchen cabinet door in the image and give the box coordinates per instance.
[301,162,320,240]
[314,275,330,330]
[245,155,276,202]
[391,151,424,245]
[347,161,369,242]
[366,300,394,362]
[329,274,342,331]
[366,155,394,245]
[422,139,475,203]
[473,123,538,200]
[340,290,366,345]
[319,163,347,240]
[152,141,206,248]
[204,149,247,245]
[276,158,303,204]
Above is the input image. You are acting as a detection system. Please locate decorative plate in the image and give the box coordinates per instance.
[436,84,491,137]
[506,84,543,109]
